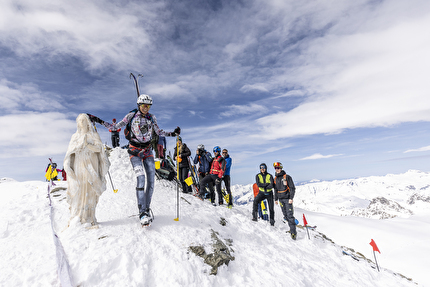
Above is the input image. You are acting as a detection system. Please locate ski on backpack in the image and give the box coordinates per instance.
[130,73,143,98]
[186,156,200,194]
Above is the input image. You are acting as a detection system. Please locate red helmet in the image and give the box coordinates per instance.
[273,162,283,169]
[112,118,116,122]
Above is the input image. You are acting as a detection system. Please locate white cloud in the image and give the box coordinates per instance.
[404,146,430,153]
[220,103,266,117]
[0,112,76,159]
[0,0,158,71]
[240,84,269,93]
[251,6,430,140]
[300,153,343,160]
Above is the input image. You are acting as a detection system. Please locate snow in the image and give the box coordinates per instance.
[1,148,429,286]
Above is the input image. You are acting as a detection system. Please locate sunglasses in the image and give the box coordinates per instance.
[275,167,281,169]
[139,104,151,108]
[222,152,227,154]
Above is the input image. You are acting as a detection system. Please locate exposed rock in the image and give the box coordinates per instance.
[407,193,430,205]
[351,197,413,219]
[189,229,235,275]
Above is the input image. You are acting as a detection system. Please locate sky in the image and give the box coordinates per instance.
[1,0,430,185]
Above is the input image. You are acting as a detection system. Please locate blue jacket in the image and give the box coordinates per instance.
[194,150,212,174]
[224,155,232,176]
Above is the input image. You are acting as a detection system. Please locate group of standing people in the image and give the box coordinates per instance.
[69,92,295,236]
[174,138,233,208]
[252,162,297,240]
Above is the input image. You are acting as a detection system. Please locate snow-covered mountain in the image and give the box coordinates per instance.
[1,148,429,286]
[293,170,430,219]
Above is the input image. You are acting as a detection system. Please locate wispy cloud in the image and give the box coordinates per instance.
[300,153,343,160]
[220,103,266,117]
[404,146,430,153]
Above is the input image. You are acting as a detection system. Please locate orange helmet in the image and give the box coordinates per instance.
[273,162,283,169]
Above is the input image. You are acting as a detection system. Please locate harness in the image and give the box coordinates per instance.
[275,174,290,193]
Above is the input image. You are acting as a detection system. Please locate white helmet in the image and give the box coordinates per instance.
[197,144,205,150]
[137,94,153,105]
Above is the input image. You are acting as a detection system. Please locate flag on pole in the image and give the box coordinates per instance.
[303,214,308,226]
[370,239,381,253]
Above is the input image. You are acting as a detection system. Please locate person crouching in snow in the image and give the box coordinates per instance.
[87,94,180,226]
[252,163,275,226]
[273,162,297,240]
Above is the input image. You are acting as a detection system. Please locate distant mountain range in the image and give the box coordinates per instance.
[232,170,430,219]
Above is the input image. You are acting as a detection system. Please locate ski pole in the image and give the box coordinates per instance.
[92,121,118,193]
[373,251,380,272]
[174,135,180,221]
[107,170,118,193]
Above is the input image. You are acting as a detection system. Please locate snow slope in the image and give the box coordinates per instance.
[0,148,428,286]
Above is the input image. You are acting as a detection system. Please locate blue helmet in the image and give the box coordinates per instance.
[213,146,221,153]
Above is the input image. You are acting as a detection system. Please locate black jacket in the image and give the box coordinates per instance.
[174,143,191,168]
[255,172,274,194]
[274,170,296,201]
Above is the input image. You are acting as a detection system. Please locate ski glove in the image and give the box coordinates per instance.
[173,126,181,135]
[87,114,104,125]
[215,178,221,185]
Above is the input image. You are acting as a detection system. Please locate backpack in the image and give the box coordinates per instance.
[124,109,159,152]
[124,109,138,141]
[275,174,290,193]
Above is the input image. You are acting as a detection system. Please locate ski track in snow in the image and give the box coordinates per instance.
[0,148,428,287]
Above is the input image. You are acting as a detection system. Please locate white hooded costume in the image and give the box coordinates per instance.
[64,113,110,225]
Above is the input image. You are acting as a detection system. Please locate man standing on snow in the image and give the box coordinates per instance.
[198,146,225,205]
[109,118,121,148]
[273,162,297,240]
[87,94,180,226]
[222,149,233,208]
[174,136,192,193]
[252,163,275,226]
[194,144,213,197]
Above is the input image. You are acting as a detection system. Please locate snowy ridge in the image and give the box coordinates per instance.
[0,149,427,286]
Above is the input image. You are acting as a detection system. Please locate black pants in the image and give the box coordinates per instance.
[198,172,213,197]
[222,175,232,205]
[111,131,120,148]
[179,166,191,193]
[199,174,221,203]
[253,192,275,225]
[279,198,297,234]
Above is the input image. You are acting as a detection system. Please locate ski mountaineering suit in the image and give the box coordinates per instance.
[274,169,297,235]
[103,110,175,215]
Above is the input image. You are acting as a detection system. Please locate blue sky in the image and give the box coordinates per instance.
[1,0,430,185]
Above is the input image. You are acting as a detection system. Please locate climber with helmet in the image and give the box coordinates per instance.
[194,144,214,198]
[198,146,226,205]
[87,94,180,226]
[273,162,297,240]
[109,118,121,148]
